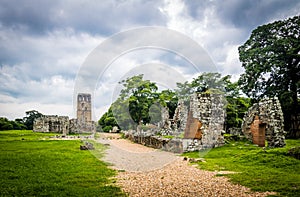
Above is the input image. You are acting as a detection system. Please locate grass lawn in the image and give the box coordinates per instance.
[183,138,300,197]
[0,130,125,196]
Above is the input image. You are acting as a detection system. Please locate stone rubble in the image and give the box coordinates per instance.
[80,141,95,150]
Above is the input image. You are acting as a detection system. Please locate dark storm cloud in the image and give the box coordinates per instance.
[185,0,300,34]
[0,0,166,35]
[215,0,300,29]
[0,0,57,34]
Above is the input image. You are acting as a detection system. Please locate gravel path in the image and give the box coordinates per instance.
[98,137,180,172]
[98,134,275,197]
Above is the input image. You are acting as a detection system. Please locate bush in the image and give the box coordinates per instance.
[288,146,300,160]
[0,117,26,131]
[103,126,113,132]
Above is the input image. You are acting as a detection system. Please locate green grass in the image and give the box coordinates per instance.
[183,139,300,197]
[0,130,125,196]
[162,135,174,139]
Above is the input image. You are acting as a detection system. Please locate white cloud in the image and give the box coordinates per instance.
[0,102,73,120]
[159,0,246,77]
[0,28,104,119]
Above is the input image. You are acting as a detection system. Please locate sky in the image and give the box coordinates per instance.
[0,0,299,120]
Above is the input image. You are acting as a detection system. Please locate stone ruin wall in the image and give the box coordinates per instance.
[124,93,226,153]
[33,93,96,134]
[69,118,96,134]
[172,100,188,134]
[34,116,96,134]
[182,93,226,152]
[242,97,285,147]
[33,115,70,135]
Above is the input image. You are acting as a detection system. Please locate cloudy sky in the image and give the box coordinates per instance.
[1,0,299,120]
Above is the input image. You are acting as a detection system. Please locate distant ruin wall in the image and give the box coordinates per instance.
[33,93,96,134]
[242,97,285,147]
[69,119,96,134]
[33,115,69,135]
[33,116,96,134]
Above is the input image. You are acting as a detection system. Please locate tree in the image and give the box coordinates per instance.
[176,73,231,99]
[98,107,119,132]
[23,110,43,130]
[0,117,27,130]
[119,75,158,125]
[225,97,251,130]
[238,15,300,137]
[0,117,13,130]
[175,72,233,110]
[158,90,178,118]
[99,75,159,130]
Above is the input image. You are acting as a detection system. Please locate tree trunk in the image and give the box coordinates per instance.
[290,70,300,138]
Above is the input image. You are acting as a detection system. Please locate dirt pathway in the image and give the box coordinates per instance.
[97,134,275,197]
[98,136,180,172]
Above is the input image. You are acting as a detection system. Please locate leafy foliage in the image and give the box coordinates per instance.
[0,110,43,131]
[225,97,251,129]
[175,73,237,103]
[99,73,251,132]
[98,107,118,132]
[0,117,26,130]
[158,90,178,118]
[238,15,300,137]
[23,110,43,130]
[99,74,169,131]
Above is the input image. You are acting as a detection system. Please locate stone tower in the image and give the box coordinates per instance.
[77,93,92,123]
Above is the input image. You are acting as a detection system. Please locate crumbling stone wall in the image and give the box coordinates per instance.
[34,116,96,134]
[186,93,226,150]
[172,100,188,133]
[160,106,171,129]
[123,130,183,153]
[33,115,69,135]
[123,93,226,153]
[242,97,286,147]
[69,118,96,134]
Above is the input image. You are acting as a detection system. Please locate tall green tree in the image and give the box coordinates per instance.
[158,90,178,118]
[98,107,118,132]
[125,75,158,125]
[176,73,231,98]
[108,75,159,129]
[175,72,233,109]
[23,110,43,130]
[238,15,300,137]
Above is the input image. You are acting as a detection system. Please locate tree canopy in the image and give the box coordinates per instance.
[99,72,249,132]
[0,110,43,131]
[175,73,234,100]
[23,110,43,130]
[238,15,300,137]
[99,75,163,131]
[0,117,27,130]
